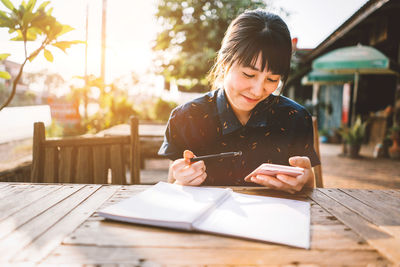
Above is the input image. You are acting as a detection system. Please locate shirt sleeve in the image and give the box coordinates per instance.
[158,108,184,161]
[291,112,321,167]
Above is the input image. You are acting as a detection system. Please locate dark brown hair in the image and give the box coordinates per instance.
[208,10,292,90]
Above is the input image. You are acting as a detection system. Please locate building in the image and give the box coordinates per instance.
[287,0,400,144]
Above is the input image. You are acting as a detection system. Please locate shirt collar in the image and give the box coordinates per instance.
[216,89,271,135]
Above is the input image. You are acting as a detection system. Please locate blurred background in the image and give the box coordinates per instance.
[1,0,399,187]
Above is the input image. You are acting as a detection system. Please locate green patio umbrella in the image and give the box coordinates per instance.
[301,69,354,85]
[312,44,399,124]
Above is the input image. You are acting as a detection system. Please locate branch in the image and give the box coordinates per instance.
[0,39,48,111]
[0,57,28,111]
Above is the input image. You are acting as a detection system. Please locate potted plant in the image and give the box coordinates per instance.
[339,117,367,158]
[388,124,400,160]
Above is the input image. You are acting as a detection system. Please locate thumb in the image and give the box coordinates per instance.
[183,150,195,164]
[289,156,311,169]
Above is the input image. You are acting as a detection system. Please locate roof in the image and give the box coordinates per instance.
[302,0,390,63]
[286,0,397,87]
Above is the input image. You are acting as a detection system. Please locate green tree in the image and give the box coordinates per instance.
[0,0,82,111]
[153,0,267,92]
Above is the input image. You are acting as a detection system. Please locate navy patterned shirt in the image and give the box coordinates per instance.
[158,88,320,186]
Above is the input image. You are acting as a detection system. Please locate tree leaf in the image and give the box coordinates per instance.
[0,53,10,60]
[26,0,37,12]
[152,0,268,92]
[38,1,50,11]
[0,0,15,11]
[44,49,53,62]
[0,71,11,80]
[52,41,71,53]
[26,27,38,40]
[46,7,53,15]
[0,10,8,18]
[22,11,36,28]
[58,24,74,36]
[10,36,24,41]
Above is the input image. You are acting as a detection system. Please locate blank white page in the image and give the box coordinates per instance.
[98,182,231,230]
[193,192,310,249]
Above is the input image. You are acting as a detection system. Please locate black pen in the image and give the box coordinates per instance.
[190,151,242,162]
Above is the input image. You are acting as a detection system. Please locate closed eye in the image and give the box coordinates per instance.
[267,78,279,82]
[242,72,255,78]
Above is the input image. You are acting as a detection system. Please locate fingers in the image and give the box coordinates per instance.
[288,156,315,188]
[171,158,207,186]
[183,150,195,164]
[289,156,311,169]
[250,174,297,194]
[188,171,207,186]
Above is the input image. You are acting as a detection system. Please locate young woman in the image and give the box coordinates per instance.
[158,9,320,193]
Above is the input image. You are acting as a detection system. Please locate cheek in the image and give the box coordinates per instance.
[225,73,248,93]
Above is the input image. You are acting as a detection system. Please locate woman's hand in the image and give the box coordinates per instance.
[168,150,207,186]
[244,157,314,193]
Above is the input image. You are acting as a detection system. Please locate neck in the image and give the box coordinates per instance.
[233,109,251,126]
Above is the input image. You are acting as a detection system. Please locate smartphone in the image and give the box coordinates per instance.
[245,163,304,180]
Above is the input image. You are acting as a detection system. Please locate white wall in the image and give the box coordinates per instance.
[0,105,51,144]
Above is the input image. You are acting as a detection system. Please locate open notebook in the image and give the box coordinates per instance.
[97,182,310,249]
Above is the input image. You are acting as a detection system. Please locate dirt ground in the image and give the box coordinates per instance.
[319,143,400,189]
[1,139,399,189]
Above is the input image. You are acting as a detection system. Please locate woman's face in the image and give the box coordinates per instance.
[223,53,281,121]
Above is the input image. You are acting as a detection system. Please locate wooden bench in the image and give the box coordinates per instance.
[96,122,166,169]
[31,116,140,184]
[312,116,323,188]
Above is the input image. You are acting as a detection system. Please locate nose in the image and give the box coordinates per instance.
[250,78,264,98]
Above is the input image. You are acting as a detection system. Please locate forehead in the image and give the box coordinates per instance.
[239,54,280,76]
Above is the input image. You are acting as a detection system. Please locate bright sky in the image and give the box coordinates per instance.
[0,0,368,84]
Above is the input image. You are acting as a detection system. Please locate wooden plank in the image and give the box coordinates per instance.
[0,185,98,262]
[43,147,58,183]
[93,146,108,184]
[381,189,400,198]
[341,189,400,216]
[0,184,61,224]
[311,202,344,225]
[0,184,34,201]
[325,189,400,226]
[13,185,120,263]
[31,122,45,182]
[0,183,10,190]
[0,185,81,240]
[75,147,92,184]
[42,246,388,265]
[45,136,129,147]
[62,219,370,252]
[58,147,75,183]
[310,189,400,264]
[334,189,400,249]
[110,144,125,185]
[91,186,149,212]
[312,116,323,188]
[130,116,140,184]
[0,185,82,235]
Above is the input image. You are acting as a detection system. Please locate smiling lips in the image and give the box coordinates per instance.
[241,94,261,103]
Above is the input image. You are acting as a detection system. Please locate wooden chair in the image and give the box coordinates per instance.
[312,116,324,188]
[31,116,141,184]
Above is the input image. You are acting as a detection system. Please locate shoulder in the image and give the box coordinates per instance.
[273,95,311,118]
[269,95,312,128]
[170,90,218,120]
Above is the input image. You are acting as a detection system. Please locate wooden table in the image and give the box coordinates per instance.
[98,123,166,138]
[1,182,399,265]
